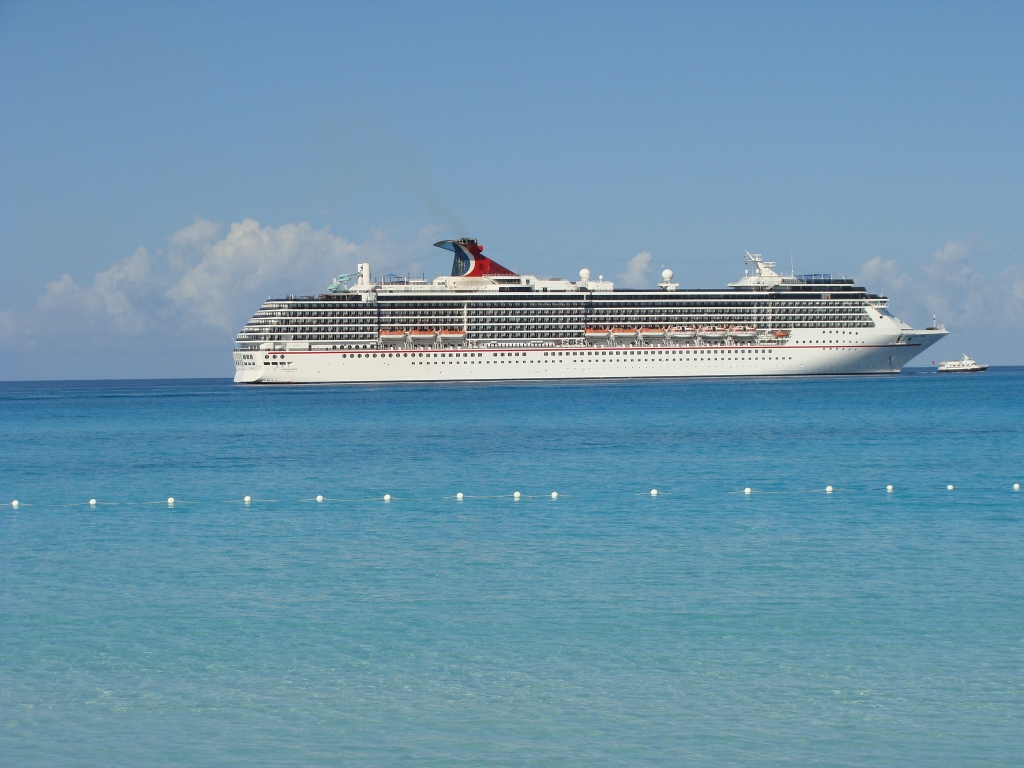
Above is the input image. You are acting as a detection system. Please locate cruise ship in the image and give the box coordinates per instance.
[233,239,947,384]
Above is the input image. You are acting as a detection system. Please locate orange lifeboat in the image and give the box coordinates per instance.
[409,329,438,346]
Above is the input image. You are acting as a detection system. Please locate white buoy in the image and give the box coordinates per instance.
[383,494,391,502]
[315,495,323,502]
[947,485,954,491]
[826,486,833,493]
[456,492,464,500]
[650,489,658,496]
[513,491,521,500]
[744,487,752,495]
[89,498,97,506]
[1014,484,1020,491]
[244,495,252,504]
[167,497,174,506]
[11,500,19,509]
[887,485,894,492]
[551,491,558,499]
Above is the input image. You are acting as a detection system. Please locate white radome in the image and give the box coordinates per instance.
[662,269,673,281]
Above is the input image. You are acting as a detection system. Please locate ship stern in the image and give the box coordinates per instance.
[233,350,264,383]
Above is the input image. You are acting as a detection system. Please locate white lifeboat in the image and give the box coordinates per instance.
[438,329,467,345]
[668,326,696,341]
[729,325,758,341]
[700,326,727,341]
[409,329,438,346]
[379,330,408,346]
[639,327,667,342]
[612,327,638,343]
[585,327,611,344]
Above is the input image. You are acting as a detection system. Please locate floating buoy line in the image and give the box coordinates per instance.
[7,483,1023,509]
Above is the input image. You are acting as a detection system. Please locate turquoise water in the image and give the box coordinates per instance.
[2,372,1023,765]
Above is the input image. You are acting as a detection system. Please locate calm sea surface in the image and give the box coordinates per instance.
[2,371,1023,766]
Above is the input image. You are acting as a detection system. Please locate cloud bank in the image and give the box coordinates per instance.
[167,219,358,329]
[0,218,431,377]
[2,219,363,345]
[858,239,1024,362]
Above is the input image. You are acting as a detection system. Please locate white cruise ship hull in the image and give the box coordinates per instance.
[234,328,946,384]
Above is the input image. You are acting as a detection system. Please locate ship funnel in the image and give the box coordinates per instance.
[434,239,516,277]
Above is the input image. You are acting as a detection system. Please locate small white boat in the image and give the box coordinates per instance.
[639,327,666,342]
[585,327,611,344]
[937,354,987,373]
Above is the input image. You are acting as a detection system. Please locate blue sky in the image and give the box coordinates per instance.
[2,1,1022,378]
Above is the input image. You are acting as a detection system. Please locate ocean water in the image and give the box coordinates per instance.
[2,371,1023,766]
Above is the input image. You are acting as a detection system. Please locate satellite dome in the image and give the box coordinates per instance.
[662,269,674,281]
[579,268,591,281]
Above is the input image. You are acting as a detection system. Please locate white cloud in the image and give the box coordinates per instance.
[166,218,358,329]
[858,239,1024,330]
[619,251,653,289]
[857,256,911,292]
[1,248,157,346]
[168,217,222,268]
[0,219,388,350]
